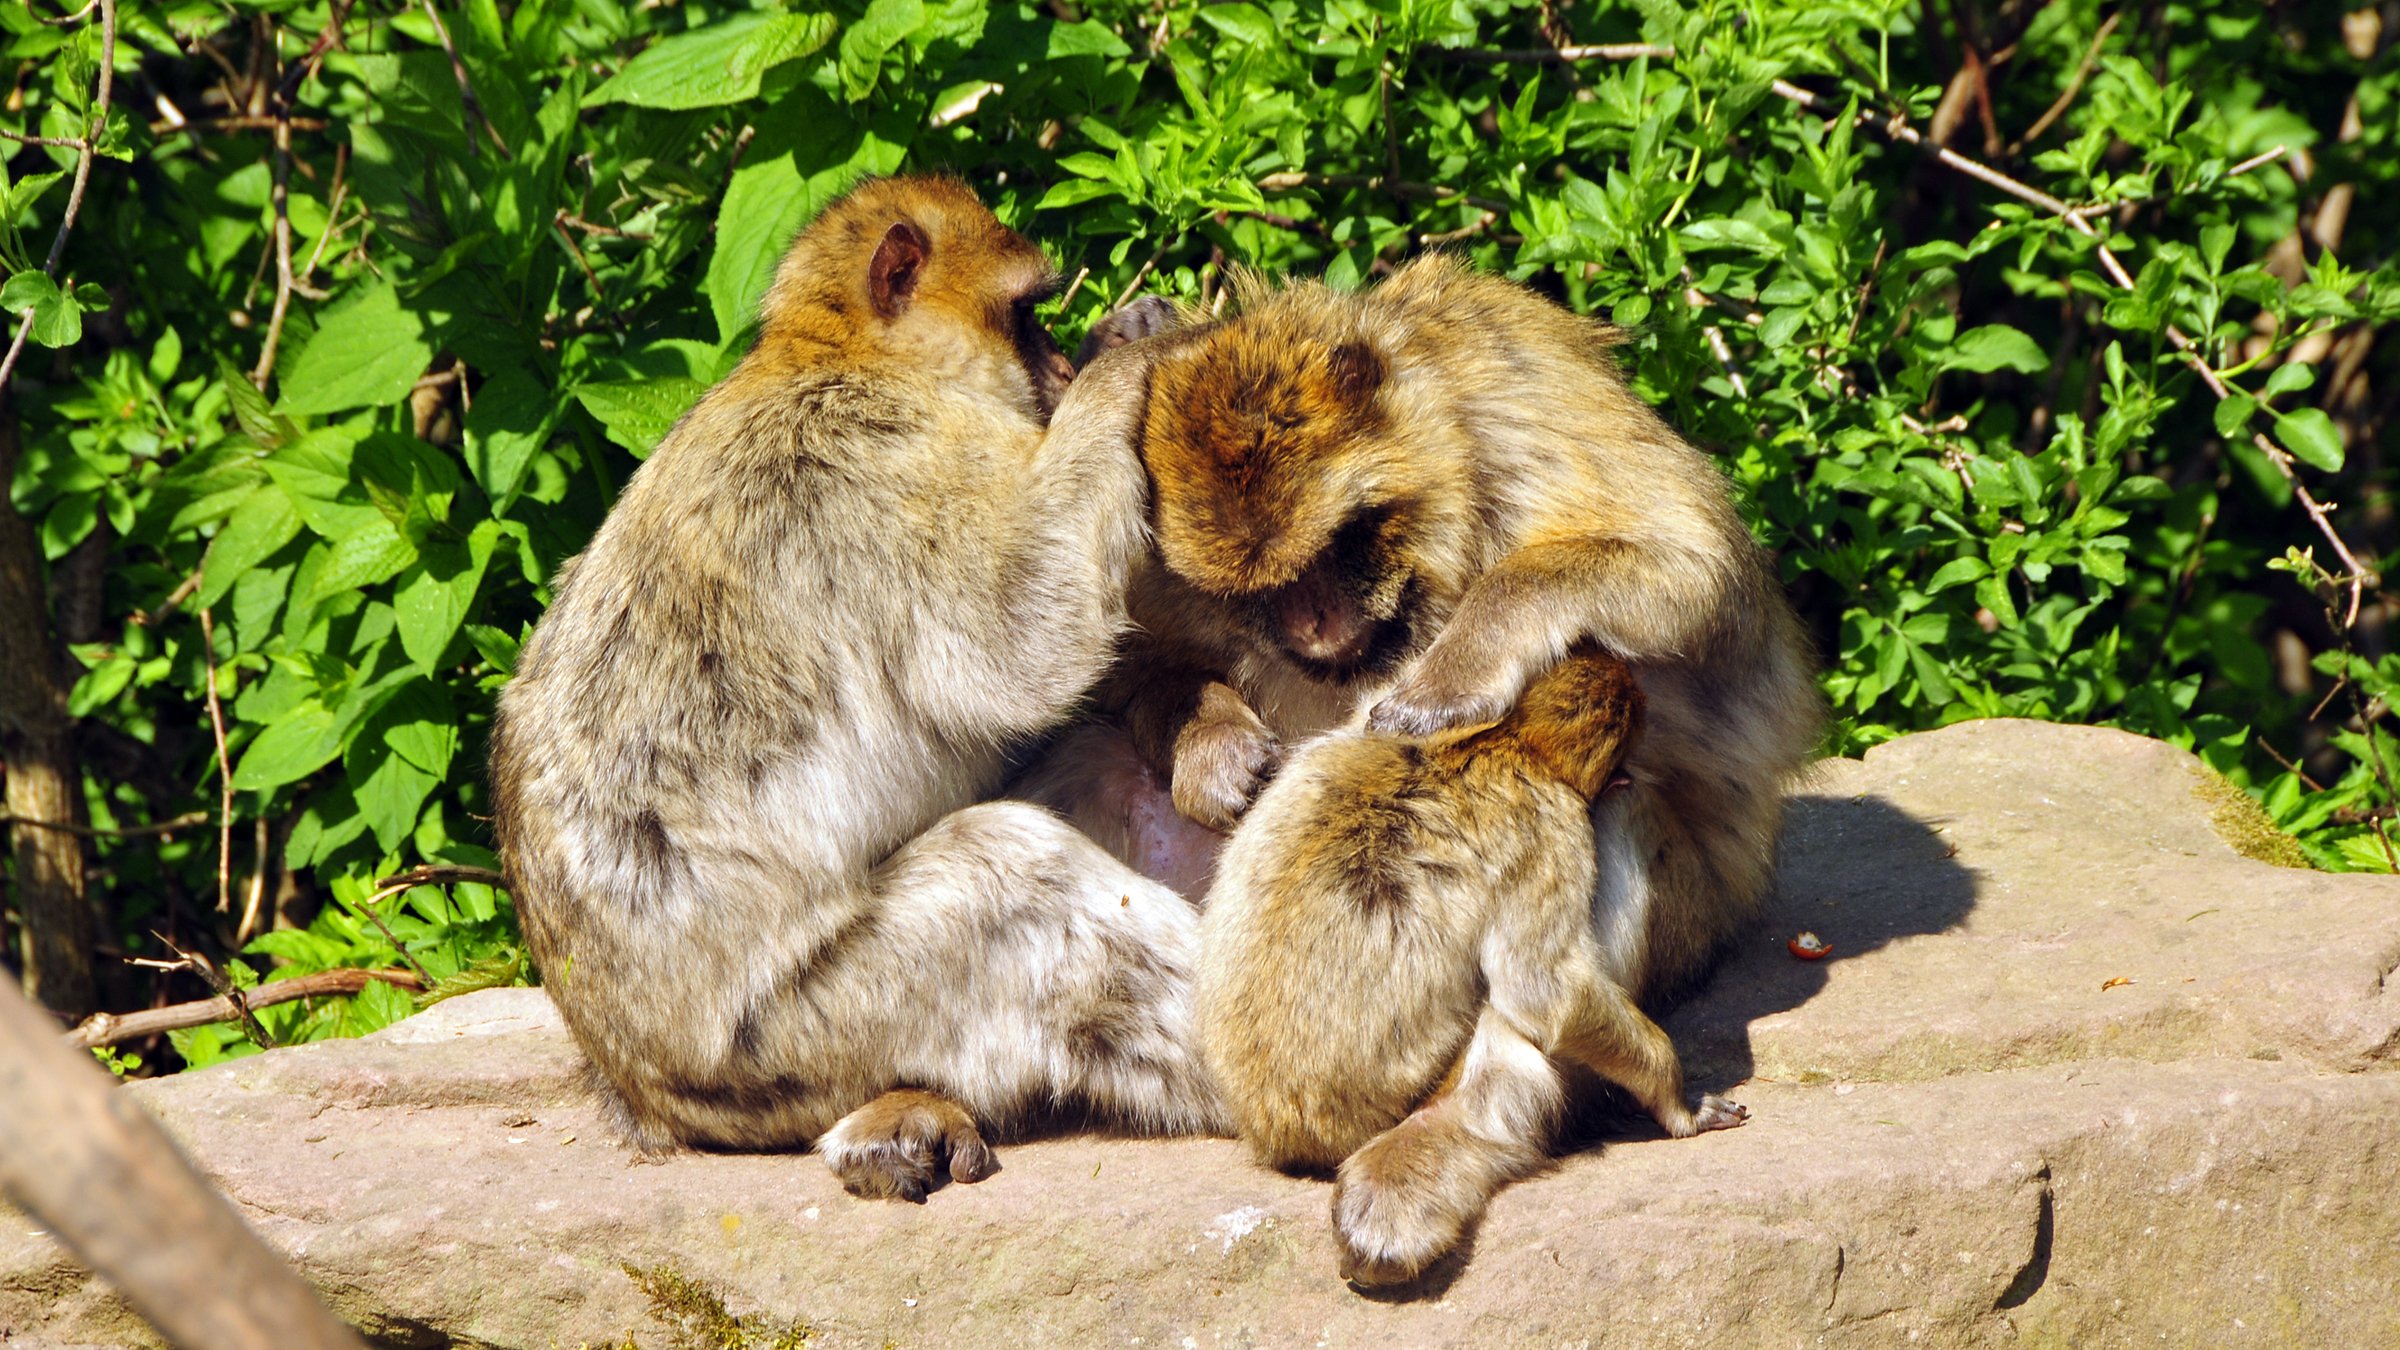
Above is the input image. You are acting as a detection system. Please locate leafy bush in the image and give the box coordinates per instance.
[3,0,2393,1066]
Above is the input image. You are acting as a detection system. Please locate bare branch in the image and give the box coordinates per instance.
[417,0,511,158]
[196,609,235,915]
[0,810,212,839]
[2010,12,2121,151]
[63,967,424,1049]
[1770,73,2370,625]
[1428,43,1675,63]
[1258,171,1511,217]
[0,0,116,399]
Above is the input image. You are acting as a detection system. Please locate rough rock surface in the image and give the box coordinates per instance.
[4,720,2396,1348]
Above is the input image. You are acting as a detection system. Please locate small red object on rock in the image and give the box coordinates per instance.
[1788,932,1831,961]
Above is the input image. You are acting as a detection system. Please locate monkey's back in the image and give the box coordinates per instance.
[490,369,1050,1139]
[1198,732,1594,1169]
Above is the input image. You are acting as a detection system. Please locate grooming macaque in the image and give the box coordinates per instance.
[1076,256,1823,1004]
[1200,646,1748,1284]
[489,177,1225,1199]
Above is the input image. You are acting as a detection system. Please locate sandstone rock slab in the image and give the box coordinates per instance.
[4,720,2395,1348]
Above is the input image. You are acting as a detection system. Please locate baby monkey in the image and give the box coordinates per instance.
[1198,645,1747,1287]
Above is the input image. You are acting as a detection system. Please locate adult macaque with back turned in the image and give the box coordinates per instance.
[489,177,1225,1201]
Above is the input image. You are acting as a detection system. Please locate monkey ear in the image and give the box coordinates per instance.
[1327,342,1385,405]
[868,221,931,318]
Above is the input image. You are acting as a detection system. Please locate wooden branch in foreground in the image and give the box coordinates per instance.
[0,977,368,1349]
[64,967,425,1050]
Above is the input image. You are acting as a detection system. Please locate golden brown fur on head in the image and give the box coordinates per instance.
[1455,644,1645,802]
[753,175,1072,421]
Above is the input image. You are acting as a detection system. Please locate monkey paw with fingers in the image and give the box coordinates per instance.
[1367,644,1525,738]
[1686,1093,1749,1135]
[1170,684,1282,832]
[818,1089,997,1204]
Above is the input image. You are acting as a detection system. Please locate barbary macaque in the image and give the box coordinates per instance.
[1199,646,1748,1285]
[1053,256,1823,1003]
[488,177,1226,1200]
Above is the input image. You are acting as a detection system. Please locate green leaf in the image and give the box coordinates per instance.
[587,12,836,110]
[198,484,302,610]
[1198,4,1277,45]
[273,282,432,417]
[1946,325,2048,374]
[1047,19,1131,58]
[838,0,928,102]
[463,623,521,675]
[463,369,554,510]
[1925,557,1989,593]
[2212,393,2256,439]
[2273,408,2344,472]
[1974,573,2020,628]
[2,269,81,348]
[393,522,498,670]
[575,377,707,459]
[231,698,343,792]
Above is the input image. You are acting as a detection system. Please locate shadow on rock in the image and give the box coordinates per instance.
[1664,790,1980,1095]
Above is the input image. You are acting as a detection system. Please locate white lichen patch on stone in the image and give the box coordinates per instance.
[1203,1205,1269,1253]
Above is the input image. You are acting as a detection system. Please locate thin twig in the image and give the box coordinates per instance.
[0,129,89,149]
[417,0,510,158]
[1772,73,2370,625]
[354,882,436,983]
[2253,736,2327,792]
[1418,210,1499,246]
[62,967,424,1049]
[1429,43,1675,63]
[0,811,213,839]
[1112,240,1171,310]
[196,609,235,915]
[37,0,103,24]
[151,935,275,1049]
[551,216,606,300]
[375,863,506,890]
[292,141,347,301]
[0,0,114,400]
[1056,264,1091,312]
[1257,171,1511,216]
[2225,145,2290,179]
[236,815,270,945]
[250,47,297,386]
[148,114,331,135]
[555,211,652,241]
[2010,11,2121,151]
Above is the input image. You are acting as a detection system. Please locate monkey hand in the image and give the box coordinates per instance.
[1367,639,1526,738]
[1169,682,1281,832]
[1075,295,1183,367]
[818,1089,998,1204]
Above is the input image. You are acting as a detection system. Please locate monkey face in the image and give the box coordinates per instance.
[1145,324,1430,683]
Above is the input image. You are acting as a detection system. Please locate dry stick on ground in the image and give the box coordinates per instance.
[417,0,510,158]
[62,967,425,1049]
[1766,77,2373,626]
[0,978,370,1350]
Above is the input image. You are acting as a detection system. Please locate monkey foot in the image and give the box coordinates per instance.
[1329,1136,1476,1290]
[1691,1094,1750,1133]
[819,1089,997,1203]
